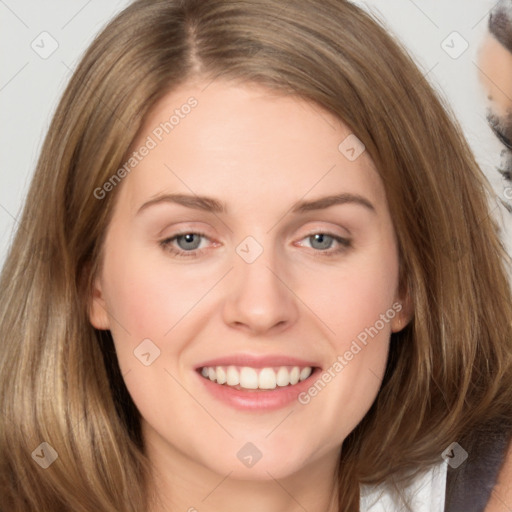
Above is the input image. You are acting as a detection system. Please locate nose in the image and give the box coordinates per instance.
[222,245,299,336]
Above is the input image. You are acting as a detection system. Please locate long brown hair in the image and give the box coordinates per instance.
[1,1,511,510]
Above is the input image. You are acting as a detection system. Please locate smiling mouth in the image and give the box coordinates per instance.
[198,365,317,391]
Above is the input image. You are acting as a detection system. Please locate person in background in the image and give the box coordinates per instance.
[478,0,512,211]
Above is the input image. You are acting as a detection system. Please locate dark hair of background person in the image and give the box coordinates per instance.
[489,0,512,52]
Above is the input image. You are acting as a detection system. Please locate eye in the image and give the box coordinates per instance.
[491,124,512,152]
[159,231,352,259]
[487,112,512,152]
[296,232,352,257]
[159,232,211,258]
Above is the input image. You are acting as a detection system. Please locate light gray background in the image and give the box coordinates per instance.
[1,0,511,272]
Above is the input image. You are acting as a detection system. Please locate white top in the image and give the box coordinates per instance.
[360,461,448,512]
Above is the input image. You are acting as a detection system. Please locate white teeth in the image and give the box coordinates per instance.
[258,368,277,389]
[289,366,300,385]
[276,367,290,386]
[240,367,259,389]
[300,367,312,381]
[226,366,240,386]
[200,365,314,390]
[216,366,227,384]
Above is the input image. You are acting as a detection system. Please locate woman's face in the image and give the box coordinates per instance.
[89,79,408,481]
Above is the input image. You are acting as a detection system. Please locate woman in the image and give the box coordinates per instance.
[1,1,511,511]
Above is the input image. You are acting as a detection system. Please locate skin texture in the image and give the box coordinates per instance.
[89,79,411,512]
[478,34,512,120]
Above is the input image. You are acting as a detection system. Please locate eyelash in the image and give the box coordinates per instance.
[494,127,512,152]
[159,231,352,259]
[489,118,512,152]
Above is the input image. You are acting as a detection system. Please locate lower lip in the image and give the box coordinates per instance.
[196,368,321,411]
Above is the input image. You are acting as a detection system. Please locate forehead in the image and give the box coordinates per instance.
[120,79,386,215]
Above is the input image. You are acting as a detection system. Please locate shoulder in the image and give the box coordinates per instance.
[360,463,447,512]
[484,435,512,512]
[360,420,512,512]
[445,419,512,512]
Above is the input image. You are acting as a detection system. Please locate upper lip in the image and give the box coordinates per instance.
[195,354,321,370]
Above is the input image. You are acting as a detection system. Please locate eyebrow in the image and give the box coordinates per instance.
[136,192,376,216]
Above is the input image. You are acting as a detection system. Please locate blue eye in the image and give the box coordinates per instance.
[159,232,209,258]
[309,233,335,250]
[173,233,203,251]
[299,233,352,257]
[159,231,352,259]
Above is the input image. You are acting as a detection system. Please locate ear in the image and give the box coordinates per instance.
[88,273,111,330]
[390,285,413,333]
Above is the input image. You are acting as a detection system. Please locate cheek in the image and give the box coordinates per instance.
[102,242,210,340]
[299,240,399,425]
[299,304,394,449]
[312,240,399,351]
[325,269,395,389]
